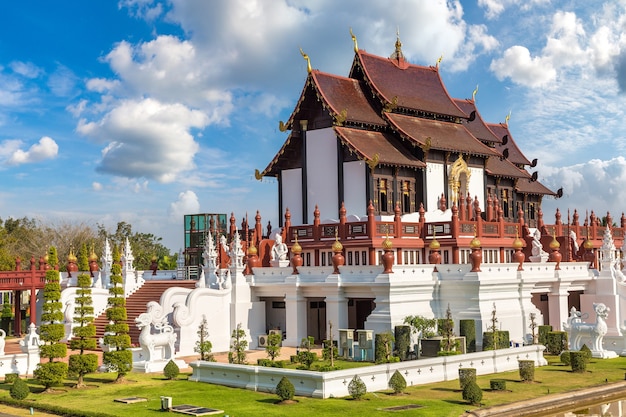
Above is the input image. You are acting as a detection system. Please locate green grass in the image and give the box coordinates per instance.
[2,355,626,417]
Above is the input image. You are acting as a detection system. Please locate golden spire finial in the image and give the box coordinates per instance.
[505,110,511,126]
[299,47,311,73]
[390,27,404,60]
[472,85,479,101]
[436,54,443,68]
[350,28,358,53]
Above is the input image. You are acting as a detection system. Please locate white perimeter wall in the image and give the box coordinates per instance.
[343,160,367,217]
[281,168,303,225]
[306,128,338,220]
[426,162,445,212]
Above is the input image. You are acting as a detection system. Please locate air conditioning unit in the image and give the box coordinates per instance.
[268,329,282,337]
[258,334,268,348]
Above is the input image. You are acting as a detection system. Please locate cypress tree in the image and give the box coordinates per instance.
[102,246,132,382]
[68,273,98,387]
[34,246,69,390]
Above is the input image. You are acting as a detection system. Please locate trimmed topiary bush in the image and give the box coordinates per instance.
[483,331,508,350]
[348,375,367,400]
[462,380,483,405]
[375,332,395,363]
[459,368,477,390]
[394,325,411,361]
[490,379,506,391]
[388,370,407,394]
[560,351,571,366]
[580,344,592,362]
[4,373,18,384]
[460,320,476,353]
[546,331,568,355]
[10,377,29,400]
[275,376,295,401]
[163,360,180,380]
[538,325,552,345]
[518,360,535,382]
[570,351,587,373]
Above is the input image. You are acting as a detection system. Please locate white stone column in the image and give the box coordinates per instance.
[324,289,348,341]
[548,289,570,331]
[284,289,307,347]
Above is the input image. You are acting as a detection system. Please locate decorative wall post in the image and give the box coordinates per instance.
[428,231,441,272]
[290,236,303,275]
[513,228,525,271]
[382,234,394,274]
[548,230,562,270]
[245,241,260,276]
[470,232,482,272]
[331,233,344,275]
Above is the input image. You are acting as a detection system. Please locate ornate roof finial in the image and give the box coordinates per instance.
[505,110,511,126]
[350,27,358,53]
[390,27,404,61]
[436,54,443,68]
[299,47,311,73]
[472,84,479,101]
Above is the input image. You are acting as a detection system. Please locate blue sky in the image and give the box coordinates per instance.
[1,0,626,252]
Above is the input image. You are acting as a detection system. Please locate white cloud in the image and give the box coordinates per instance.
[9,61,42,78]
[92,182,103,191]
[6,136,58,165]
[168,190,200,222]
[119,0,163,21]
[77,98,207,182]
[541,157,626,221]
[47,65,78,97]
[490,45,556,87]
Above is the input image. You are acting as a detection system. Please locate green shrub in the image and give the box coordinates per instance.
[580,344,592,362]
[163,360,180,380]
[462,380,483,405]
[316,365,341,372]
[348,375,367,400]
[499,330,510,348]
[460,320,476,353]
[34,362,69,389]
[394,325,411,361]
[546,331,568,355]
[9,377,29,400]
[322,340,338,361]
[68,354,98,380]
[275,376,295,401]
[4,373,18,384]
[438,350,461,356]
[538,325,552,345]
[483,330,509,350]
[570,351,587,373]
[560,351,571,366]
[489,379,506,391]
[518,360,535,382]
[388,370,407,394]
[458,368,476,391]
[375,332,395,363]
[296,351,317,369]
[289,355,298,363]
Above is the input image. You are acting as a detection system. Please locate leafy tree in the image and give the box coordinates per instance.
[98,221,171,270]
[102,250,132,382]
[10,377,29,400]
[275,376,295,401]
[348,375,367,400]
[163,360,180,380]
[194,317,215,361]
[440,304,455,352]
[77,243,89,272]
[34,246,68,390]
[229,323,248,364]
[489,303,501,350]
[297,336,317,369]
[266,332,282,361]
[68,273,98,387]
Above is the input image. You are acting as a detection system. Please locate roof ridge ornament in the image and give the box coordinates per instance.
[350,28,358,53]
[472,85,479,101]
[505,110,511,126]
[390,27,404,61]
[299,47,311,73]
[436,54,443,68]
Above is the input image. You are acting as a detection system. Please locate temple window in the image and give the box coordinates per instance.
[500,188,511,218]
[401,180,414,213]
[527,202,536,220]
[377,178,390,213]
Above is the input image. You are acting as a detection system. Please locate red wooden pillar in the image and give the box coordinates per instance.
[30,256,37,325]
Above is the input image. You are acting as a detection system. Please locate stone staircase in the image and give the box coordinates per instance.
[93,280,197,346]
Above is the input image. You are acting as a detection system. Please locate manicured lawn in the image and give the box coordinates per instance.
[1,355,625,417]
